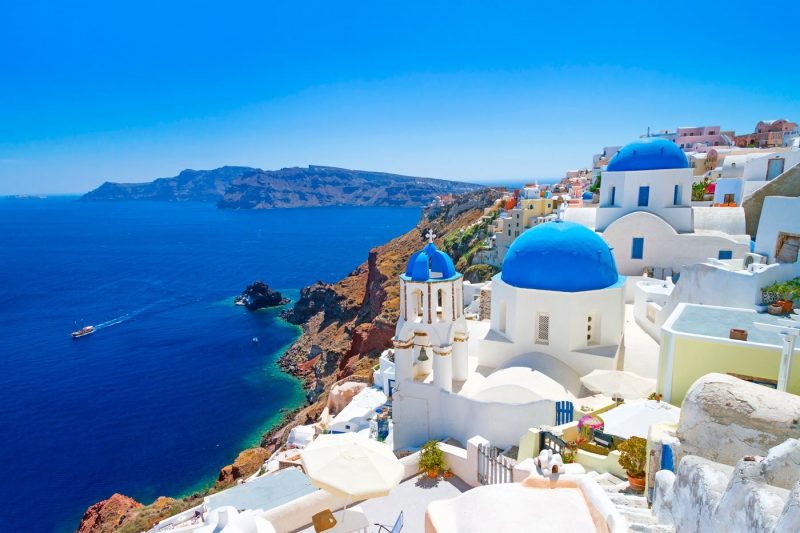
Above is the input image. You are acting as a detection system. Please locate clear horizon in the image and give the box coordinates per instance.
[2,1,799,195]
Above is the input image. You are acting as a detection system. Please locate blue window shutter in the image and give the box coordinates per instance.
[638,186,650,207]
[632,238,644,259]
[673,184,680,205]
[718,250,732,260]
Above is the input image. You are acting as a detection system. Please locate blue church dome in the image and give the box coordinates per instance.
[606,137,689,172]
[501,221,619,292]
[404,240,458,282]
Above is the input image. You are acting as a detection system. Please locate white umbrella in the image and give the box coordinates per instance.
[600,399,680,439]
[580,369,656,400]
[301,433,403,516]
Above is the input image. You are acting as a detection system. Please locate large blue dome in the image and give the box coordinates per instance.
[404,242,458,281]
[501,221,619,292]
[606,137,689,172]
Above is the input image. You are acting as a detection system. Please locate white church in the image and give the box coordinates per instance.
[565,137,751,277]
[377,226,626,450]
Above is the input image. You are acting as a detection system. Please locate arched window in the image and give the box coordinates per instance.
[411,289,424,318]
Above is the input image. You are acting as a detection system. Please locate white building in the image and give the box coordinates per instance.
[566,137,751,277]
[634,196,800,341]
[713,149,800,205]
[382,223,622,450]
[480,221,625,377]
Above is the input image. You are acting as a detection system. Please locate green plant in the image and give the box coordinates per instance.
[617,436,647,477]
[418,440,446,474]
[588,175,601,193]
[691,178,710,201]
[647,392,662,402]
[578,442,610,456]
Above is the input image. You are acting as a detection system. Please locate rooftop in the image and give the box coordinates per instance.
[667,304,800,348]
[205,468,316,513]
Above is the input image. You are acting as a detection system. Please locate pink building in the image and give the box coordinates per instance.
[675,126,734,151]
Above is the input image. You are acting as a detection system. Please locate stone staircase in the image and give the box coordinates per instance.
[587,472,673,532]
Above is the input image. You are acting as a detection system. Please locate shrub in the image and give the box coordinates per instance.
[418,440,446,474]
[617,436,647,477]
[578,442,610,456]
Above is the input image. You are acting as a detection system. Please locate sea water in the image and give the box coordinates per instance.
[0,198,420,532]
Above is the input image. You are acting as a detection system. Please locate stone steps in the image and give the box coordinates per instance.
[588,471,675,532]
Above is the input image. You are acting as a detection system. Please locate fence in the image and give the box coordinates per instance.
[477,443,513,485]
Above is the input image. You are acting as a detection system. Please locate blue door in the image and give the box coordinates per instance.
[638,186,650,206]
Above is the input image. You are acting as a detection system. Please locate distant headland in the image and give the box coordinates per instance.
[81,165,483,209]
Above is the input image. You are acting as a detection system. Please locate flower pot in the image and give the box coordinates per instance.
[443,471,452,479]
[627,472,646,492]
[768,304,784,316]
[427,469,439,479]
[779,300,794,313]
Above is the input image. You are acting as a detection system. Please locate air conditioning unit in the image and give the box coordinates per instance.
[744,253,767,269]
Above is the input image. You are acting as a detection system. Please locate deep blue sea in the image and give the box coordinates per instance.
[0,198,420,533]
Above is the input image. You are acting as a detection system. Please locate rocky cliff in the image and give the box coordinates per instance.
[76,187,502,533]
[82,165,482,208]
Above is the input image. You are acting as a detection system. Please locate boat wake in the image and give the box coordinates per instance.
[92,301,165,331]
[94,314,131,330]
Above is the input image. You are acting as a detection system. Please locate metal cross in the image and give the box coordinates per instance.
[425,229,436,243]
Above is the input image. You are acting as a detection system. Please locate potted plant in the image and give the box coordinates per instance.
[777,281,797,313]
[443,469,453,479]
[419,440,446,478]
[617,436,647,492]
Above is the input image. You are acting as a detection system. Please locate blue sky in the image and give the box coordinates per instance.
[1,1,798,194]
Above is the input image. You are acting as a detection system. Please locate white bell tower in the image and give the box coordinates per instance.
[393,230,469,392]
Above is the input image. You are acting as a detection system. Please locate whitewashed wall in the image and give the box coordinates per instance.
[602,211,749,276]
[392,379,555,450]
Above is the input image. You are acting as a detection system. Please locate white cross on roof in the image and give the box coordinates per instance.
[425,229,436,243]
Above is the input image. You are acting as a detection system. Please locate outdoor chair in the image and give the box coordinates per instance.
[312,508,337,532]
[375,510,404,533]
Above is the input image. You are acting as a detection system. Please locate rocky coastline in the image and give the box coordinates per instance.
[76,187,502,533]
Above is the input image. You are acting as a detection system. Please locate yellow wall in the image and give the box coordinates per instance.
[664,336,800,405]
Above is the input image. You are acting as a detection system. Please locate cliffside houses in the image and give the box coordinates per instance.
[149,131,799,533]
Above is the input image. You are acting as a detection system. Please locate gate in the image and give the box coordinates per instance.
[555,400,574,425]
[477,443,513,485]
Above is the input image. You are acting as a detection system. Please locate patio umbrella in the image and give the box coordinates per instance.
[301,432,403,512]
[600,399,680,439]
[580,369,656,400]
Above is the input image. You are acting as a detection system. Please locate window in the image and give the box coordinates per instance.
[498,302,507,333]
[718,250,733,260]
[673,184,680,205]
[609,186,616,206]
[586,312,600,346]
[638,186,650,207]
[723,193,735,204]
[536,313,550,345]
[631,238,644,260]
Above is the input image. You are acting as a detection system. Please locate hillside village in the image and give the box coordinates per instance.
[80,119,800,533]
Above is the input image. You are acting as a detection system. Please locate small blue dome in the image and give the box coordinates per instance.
[581,191,593,200]
[501,221,619,292]
[606,138,689,172]
[404,242,458,281]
